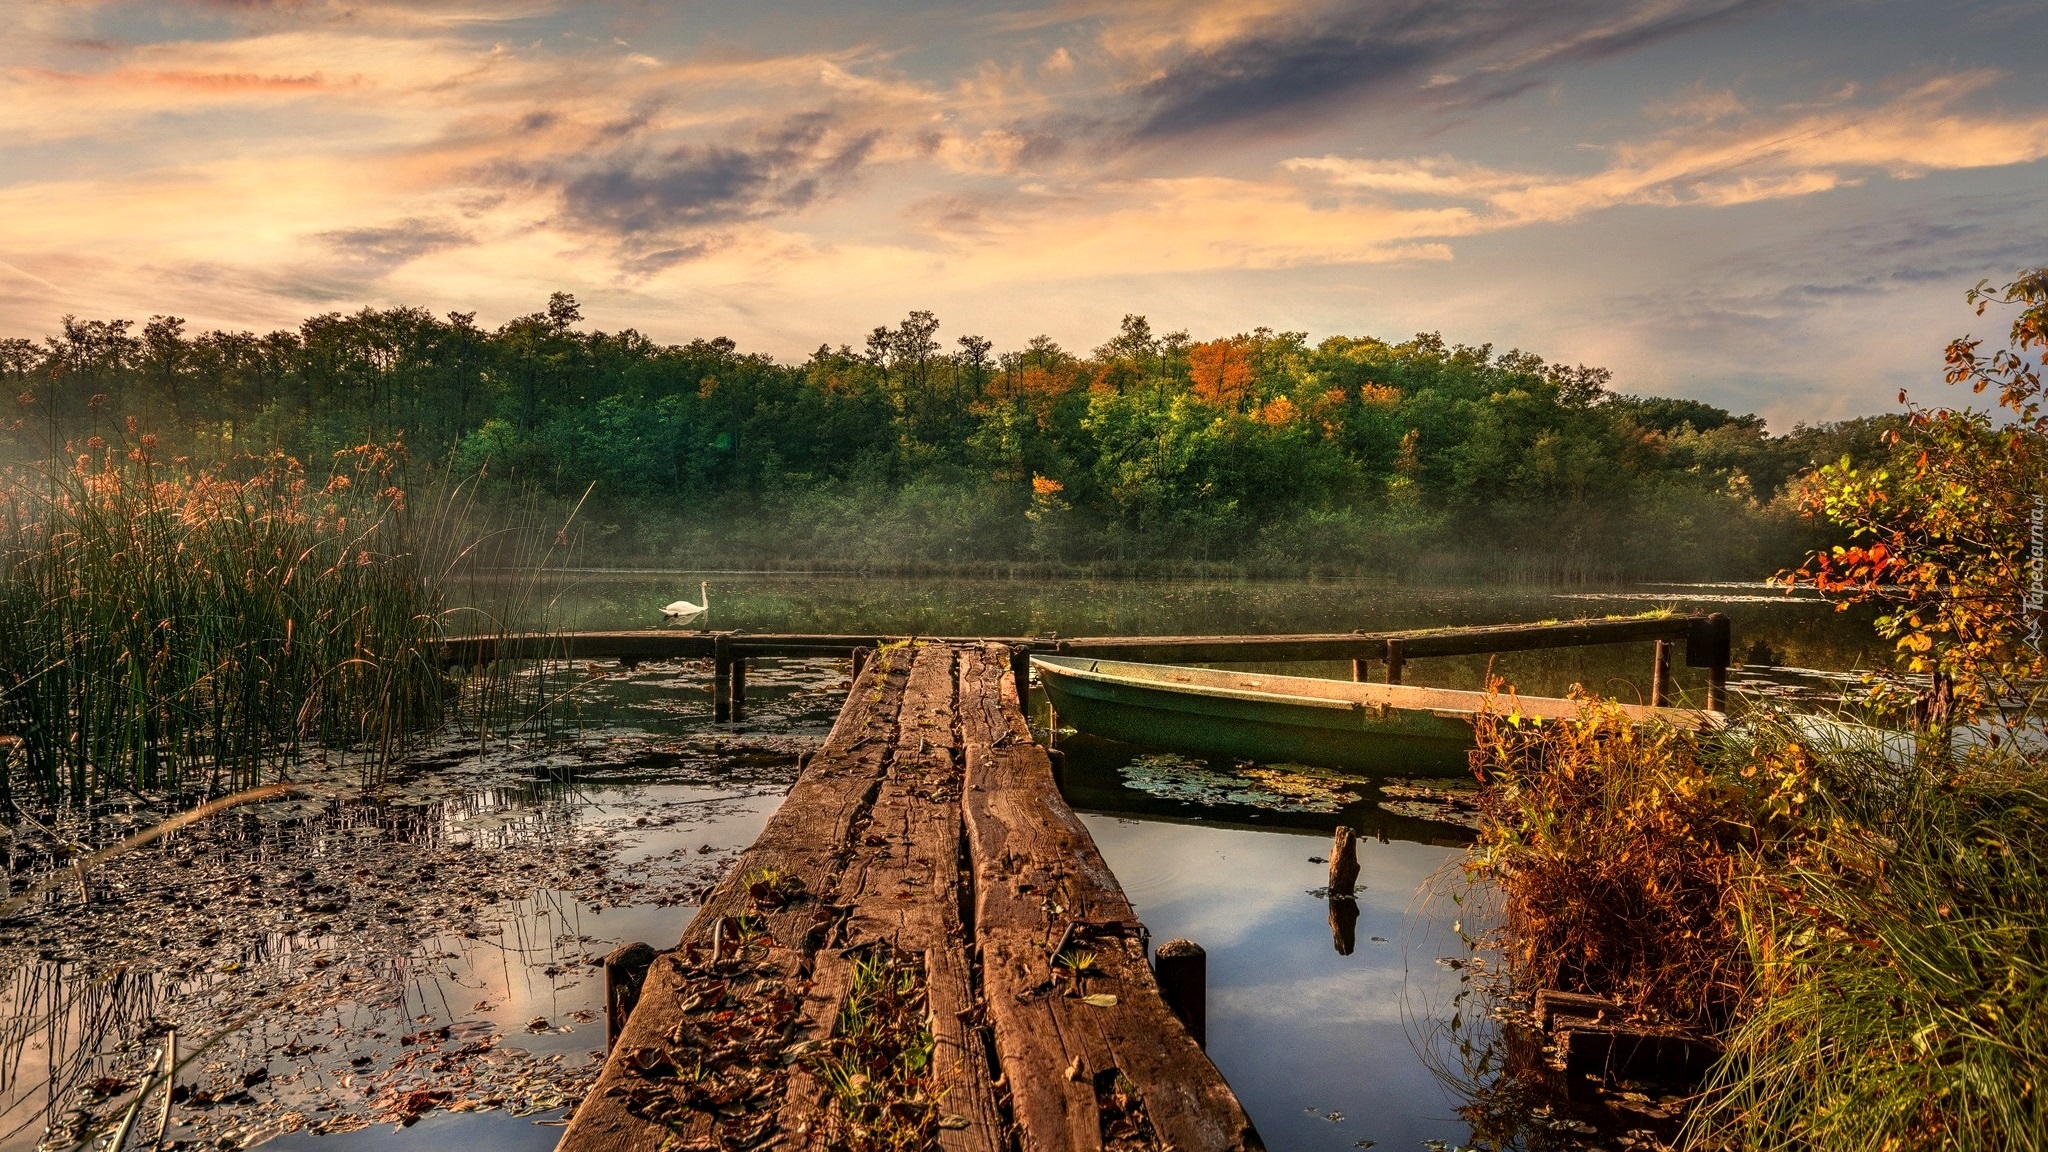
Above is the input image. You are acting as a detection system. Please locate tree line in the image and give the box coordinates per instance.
[0,294,1890,578]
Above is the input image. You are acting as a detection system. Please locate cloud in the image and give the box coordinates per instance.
[1285,72,2048,227]
[1117,0,1772,140]
[487,110,885,267]
[318,219,473,273]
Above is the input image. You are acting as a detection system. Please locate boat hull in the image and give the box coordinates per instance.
[1032,655,1719,777]
[1034,659,1474,775]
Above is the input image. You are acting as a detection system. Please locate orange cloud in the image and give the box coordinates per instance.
[137,69,337,90]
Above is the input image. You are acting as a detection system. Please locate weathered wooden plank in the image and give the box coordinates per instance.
[775,643,1004,1152]
[558,645,914,1152]
[959,644,1263,1152]
[439,632,1033,664]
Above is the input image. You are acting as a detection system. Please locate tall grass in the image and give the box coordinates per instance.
[1693,744,2048,1149]
[1470,704,2048,1148]
[0,440,454,805]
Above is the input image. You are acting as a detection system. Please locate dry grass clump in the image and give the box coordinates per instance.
[0,440,452,803]
[1468,702,1799,1030]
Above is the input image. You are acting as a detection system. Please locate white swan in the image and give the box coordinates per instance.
[660,581,710,621]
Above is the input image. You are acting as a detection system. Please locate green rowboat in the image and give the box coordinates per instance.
[1032,655,1722,776]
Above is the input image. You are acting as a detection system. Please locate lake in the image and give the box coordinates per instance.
[0,574,1878,1150]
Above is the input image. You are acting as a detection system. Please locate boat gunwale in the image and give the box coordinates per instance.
[1031,654,1722,730]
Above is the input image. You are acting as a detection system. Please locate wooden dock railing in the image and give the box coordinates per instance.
[438,611,1734,714]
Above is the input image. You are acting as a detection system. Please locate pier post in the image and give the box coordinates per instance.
[851,646,869,682]
[1329,897,1359,956]
[1351,657,1369,682]
[1010,645,1031,707]
[1651,640,1672,707]
[604,942,656,1051]
[1153,939,1207,1047]
[1384,639,1406,685]
[1686,613,1732,712]
[731,651,747,720]
[713,633,732,721]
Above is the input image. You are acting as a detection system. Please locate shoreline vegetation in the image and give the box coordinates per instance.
[1465,270,2048,1150]
[0,440,584,812]
[3,300,1893,580]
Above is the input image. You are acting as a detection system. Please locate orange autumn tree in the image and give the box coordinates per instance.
[1792,268,2048,731]
[1187,338,1254,411]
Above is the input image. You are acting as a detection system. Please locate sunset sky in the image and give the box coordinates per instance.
[4,0,2045,425]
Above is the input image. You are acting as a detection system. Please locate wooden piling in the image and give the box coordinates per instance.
[1328,898,1358,956]
[730,652,747,720]
[1651,639,1672,708]
[603,942,655,1051]
[712,632,733,721]
[1010,645,1032,710]
[1383,639,1406,685]
[1153,939,1207,1047]
[1350,657,1369,682]
[1687,613,1732,713]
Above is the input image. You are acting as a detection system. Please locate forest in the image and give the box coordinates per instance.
[0,294,1889,578]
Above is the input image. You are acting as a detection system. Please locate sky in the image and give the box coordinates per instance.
[3,0,2046,426]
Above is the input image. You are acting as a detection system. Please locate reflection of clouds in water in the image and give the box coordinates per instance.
[1081,813,1481,1150]
[1213,969,1411,1027]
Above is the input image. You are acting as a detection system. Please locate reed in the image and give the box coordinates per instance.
[0,439,454,805]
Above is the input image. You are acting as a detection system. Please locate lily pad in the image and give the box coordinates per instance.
[1118,754,1361,813]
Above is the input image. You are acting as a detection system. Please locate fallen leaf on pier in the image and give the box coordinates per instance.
[1081,993,1118,1007]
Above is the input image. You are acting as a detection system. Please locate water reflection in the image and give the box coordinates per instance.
[1066,720,1682,1151]
[1083,814,1477,1151]
[0,658,851,1151]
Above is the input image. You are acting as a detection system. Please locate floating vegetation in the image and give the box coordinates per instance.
[0,738,799,1151]
[1375,777,1483,831]
[1117,754,1362,814]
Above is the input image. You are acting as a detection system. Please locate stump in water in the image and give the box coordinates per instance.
[1154,939,1207,1047]
[1327,826,1360,897]
[604,942,656,1050]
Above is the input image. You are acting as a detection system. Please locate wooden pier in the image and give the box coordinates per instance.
[557,641,1262,1152]
[528,612,1733,1149]
[443,610,1733,719]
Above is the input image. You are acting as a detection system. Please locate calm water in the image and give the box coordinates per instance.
[507,570,1883,707]
[3,575,1879,1149]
